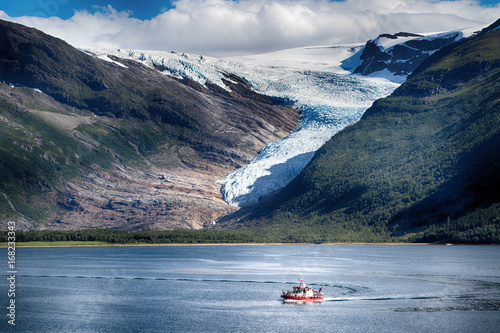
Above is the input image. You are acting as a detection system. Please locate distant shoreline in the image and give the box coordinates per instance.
[3,242,496,248]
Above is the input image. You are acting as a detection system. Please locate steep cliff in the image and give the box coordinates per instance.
[350,29,477,82]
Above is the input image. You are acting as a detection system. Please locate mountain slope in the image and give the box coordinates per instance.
[0,19,299,230]
[218,20,500,243]
[86,47,399,207]
[352,31,459,79]
[86,28,476,209]
[348,26,484,83]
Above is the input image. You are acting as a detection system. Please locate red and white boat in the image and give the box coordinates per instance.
[281,279,324,302]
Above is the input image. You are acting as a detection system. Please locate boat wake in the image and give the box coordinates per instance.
[17,273,357,293]
[15,274,350,288]
[13,273,500,311]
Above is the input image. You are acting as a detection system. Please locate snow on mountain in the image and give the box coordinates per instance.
[84,48,235,89]
[351,25,487,82]
[225,44,364,74]
[83,45,399,207]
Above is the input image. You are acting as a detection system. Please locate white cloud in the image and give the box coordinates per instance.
[1,0,499,56]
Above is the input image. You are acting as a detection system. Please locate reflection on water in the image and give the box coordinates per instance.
[3,245,499,332]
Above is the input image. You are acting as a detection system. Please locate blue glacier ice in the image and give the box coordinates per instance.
[216,69,399,206]
[84,46,400,206]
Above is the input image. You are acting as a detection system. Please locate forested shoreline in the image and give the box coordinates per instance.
[1,218,498,245]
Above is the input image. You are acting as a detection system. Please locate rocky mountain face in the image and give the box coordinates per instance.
[0,19,299,230]
[218,20,500,242]
[352,31,463,78]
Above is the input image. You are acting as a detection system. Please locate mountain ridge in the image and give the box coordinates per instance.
[348,26,483,82]
[80,27,485,209]
[216,19,500,243]
[1,17,497,243]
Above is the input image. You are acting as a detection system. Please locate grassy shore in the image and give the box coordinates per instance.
[0,241,442,247]
[2,241,311,247]
[2,241,319,247]
[1,241,110,247]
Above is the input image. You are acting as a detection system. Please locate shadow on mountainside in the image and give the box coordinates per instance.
[391,130,500,229]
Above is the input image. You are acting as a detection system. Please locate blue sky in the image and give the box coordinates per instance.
[2,0,174,20]
[1,0,499,56]
[2,0,499,20]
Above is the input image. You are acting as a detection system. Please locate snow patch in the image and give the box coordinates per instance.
[374,30,460,52]
[98,54,129,68]
[375,35,420,52]
[361,68,407,84]
[82,48,234,91]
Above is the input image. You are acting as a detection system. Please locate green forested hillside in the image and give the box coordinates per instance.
[0,95,179,221]
[221,21,500,243]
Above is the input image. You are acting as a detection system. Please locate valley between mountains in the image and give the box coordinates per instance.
[0,18,499,243]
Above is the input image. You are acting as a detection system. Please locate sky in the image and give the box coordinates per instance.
[1,0,500,57]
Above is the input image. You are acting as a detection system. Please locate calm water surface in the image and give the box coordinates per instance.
[1,245,499,332]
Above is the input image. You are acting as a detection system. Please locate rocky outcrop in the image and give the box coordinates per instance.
[353,31,460,77]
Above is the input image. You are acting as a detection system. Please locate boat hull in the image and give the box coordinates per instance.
[281,295,324,301]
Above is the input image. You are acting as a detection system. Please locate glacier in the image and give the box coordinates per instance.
[84,45,400,207]
[214,68,399,206]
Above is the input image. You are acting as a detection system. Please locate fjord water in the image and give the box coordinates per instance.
[3,245,499,332]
